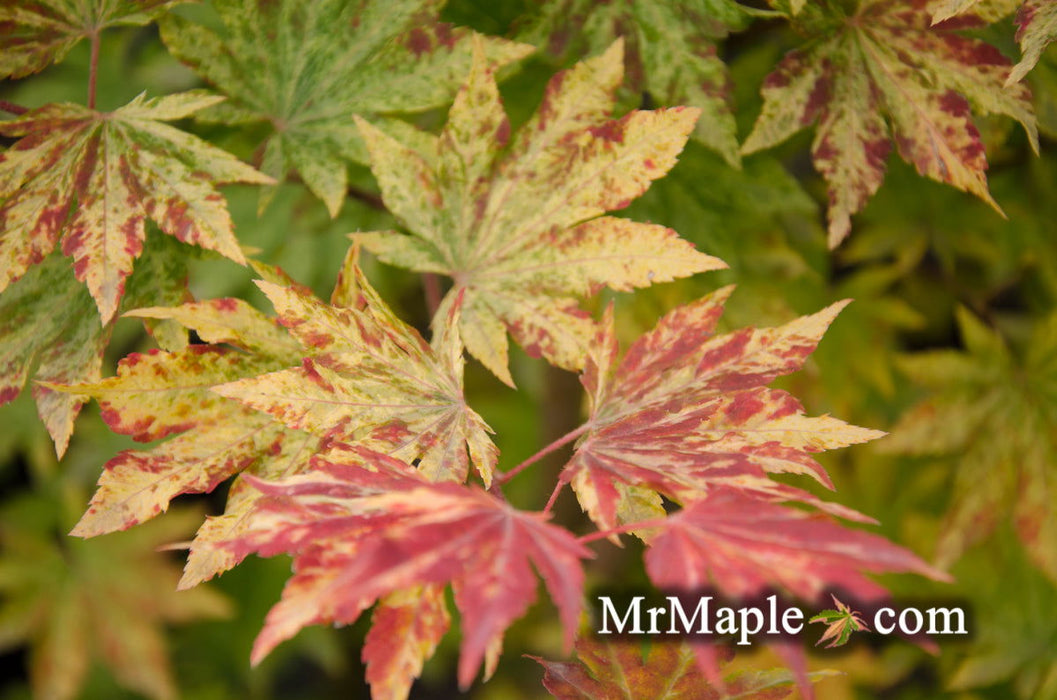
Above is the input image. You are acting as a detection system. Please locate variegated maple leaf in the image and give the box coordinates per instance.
[1011,1,1057,83]
[743,0,1038,247]
[357,40,724,385]
[0,0,186,79]
[533,635,817,700]
[214,254,499,486]
[645,486,948,600]
[516,0,753,166]
[225,446,591,692]
[159,0,533,215]
[0,234,188,456]
[561,287,882,535]
[810,595,870,648]
[0,91,271,322]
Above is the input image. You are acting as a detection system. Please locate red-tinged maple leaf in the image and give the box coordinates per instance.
[645,486,949,601]
[1010,1,1057,83]
[743,0,1038,247]
[214,255,498,486]
[532,635,828,700]
[158,0,533,215]
[224,446,591,691]
[0,91,272,322]
[0,0,186,79]
[356,38,724,385]
[363,585,451,700]
[809,594,870,648]
[560,288,882,536]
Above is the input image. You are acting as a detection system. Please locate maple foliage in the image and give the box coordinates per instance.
[743,0,1038,246]
[0,0,187,80]
[356,40,724,385]
[882,308,1057,585]
[532,635,816,700]
[809,595,870,648]
[158,0,533,215]
[0,90,270,322]
[0,495,229,700]
[516,0,753,166]
[222,446,591,693]
[562,288,882,535]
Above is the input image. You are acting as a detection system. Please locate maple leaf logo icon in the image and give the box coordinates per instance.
[810,595,870,648]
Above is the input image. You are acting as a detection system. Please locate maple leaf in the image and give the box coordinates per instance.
[0,233,190,456]
[158,0,533,216]
[645,486,949,601]
[809,594,870,648]
[743,0,1038,247]
[213,253,499,486]
[223,446,591,691]
[0,494,229,700]
[561,288,882,535]
[929,0,1020,23]
[1010,1,1057,83]
[357,39,724,384]
[516,0,752,166]
[532,635,821,700]
[0,91,271,322]
[881,308,1057,584]
[0,0,186,80]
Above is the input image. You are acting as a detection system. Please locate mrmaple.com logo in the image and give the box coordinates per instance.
[592,591,971,648]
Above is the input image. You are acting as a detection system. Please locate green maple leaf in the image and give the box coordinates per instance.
[517,0,753,166]
[0,90,271,322]
[0,0,187,80]
[743,0,1038,247]
[356,40,724,385]
[0,492,229,700]
[809,595,870,648]
[882,308,1057,585]
[158,0,533,216]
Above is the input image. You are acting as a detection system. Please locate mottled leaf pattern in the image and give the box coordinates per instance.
[645,487,948,600]
[517,0,751,165]
[215,258,498,486]
[225,447,590,689]
[358,40,723,383]
[1011,0,1057,83]
[0,0,185,79]
[158,0,532,215]
[883,308,1057,585]
[533,636,807,700]
[743,0,1038,246]
[364,585,450,700]
[0,91,270,321]
[562,290,882,534]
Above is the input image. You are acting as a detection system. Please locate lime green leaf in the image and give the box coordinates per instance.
[158,0,533,215]
[357,40,724,384]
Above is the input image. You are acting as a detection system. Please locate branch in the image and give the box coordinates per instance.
[87,30,100,109]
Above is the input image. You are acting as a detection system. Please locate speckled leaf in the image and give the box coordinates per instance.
[883,309,1057,585]
[1010,1,1057,83]
[358,40,724,384]
[645,486,949,601]
[363,585,450,700]
[561,290,883,535]
[929,0,1020,23]
[158,0,532,216]
[224,447,590,690]
[743,0,1038,247]
[0,91,271,321]
[533,636,811,700]
[214,258,498,486]
[517,0,751,166]
[0,0,186,79]
[0,496,229,700]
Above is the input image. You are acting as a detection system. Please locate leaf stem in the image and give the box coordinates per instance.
[496,423,590,485]
[87,30,100,110]
[0,100,28,116]
[578,517,666,544]
[422,273,442,317]
[542,479,565,515]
